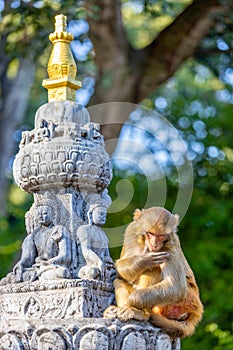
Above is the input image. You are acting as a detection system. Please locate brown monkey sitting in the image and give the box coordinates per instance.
[104,207,203,338]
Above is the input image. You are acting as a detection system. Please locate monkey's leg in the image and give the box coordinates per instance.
[114,278,133,307]
[104,279,150,321]
[104,278,133,318]
[114,279,150,321]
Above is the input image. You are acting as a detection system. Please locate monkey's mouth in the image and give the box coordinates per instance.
[151,246,159,252]
[145,244,159,253]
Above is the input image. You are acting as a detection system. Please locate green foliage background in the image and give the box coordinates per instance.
[1,1,233,349]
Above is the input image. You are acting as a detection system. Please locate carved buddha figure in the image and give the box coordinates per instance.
[1,204,72,284]
[77,204,115,281]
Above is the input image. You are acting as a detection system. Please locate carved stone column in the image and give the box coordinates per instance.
[12,100,112,280]
[0,14,180,350]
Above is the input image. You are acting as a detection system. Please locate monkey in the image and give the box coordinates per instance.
[104,207,203,338]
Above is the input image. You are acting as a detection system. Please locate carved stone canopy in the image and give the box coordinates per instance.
[13,101,112,193]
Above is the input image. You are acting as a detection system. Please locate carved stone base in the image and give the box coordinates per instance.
[0,318,180,350]
[0,279,181,349]
[0,279,114,320]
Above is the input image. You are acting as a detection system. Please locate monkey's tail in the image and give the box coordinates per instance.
[150,313,198,338]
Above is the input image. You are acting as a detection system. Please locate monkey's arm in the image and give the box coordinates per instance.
[128,256,187,309]
[116,248,169,284]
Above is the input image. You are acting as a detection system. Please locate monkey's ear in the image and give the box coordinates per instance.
[133,209,142,221]
[165,214,180,233]
[174,214,180,225]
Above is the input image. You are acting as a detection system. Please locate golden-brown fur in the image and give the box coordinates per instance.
[104,207,203,338]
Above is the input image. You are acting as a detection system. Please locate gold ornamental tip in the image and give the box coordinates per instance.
[42,14,82,102]
[53,13,67,32]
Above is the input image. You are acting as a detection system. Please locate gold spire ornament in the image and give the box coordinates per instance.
[42,14,82,102]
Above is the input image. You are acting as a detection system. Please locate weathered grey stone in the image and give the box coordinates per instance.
[0,319,180,350]
[1,101,114,284]
[0,280,114,321]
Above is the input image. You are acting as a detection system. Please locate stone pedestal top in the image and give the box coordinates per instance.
[0,279,114,321]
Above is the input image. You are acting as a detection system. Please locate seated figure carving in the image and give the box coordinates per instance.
[77,204,115,282]
[1,204,72,284]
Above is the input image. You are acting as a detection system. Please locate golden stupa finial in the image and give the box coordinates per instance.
[42,14,82,102]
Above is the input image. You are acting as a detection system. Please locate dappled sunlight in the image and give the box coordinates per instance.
[113,59,229,179]
[8,185,31,205]
[122,0,193,49]
[122,6,172,49]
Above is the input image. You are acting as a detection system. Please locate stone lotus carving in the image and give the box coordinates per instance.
[14,101,112,193]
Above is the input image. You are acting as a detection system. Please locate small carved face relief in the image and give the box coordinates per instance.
[92,207,107,226]
[37,206,53,227]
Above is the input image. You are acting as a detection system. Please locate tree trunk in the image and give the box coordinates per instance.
[0,57,35,216]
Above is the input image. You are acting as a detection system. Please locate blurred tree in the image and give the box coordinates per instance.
[87,0,222,104]
[0,0,230,214]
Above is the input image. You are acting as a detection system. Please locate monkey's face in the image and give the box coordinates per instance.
[144,230,169,252]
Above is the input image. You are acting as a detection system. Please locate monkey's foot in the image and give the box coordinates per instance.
[117,306,150,322]
[104,305,150,322]
[103,305,120,318]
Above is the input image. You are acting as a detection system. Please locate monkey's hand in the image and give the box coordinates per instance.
[138,251,169,270]
[116,251,169,283]
[103,305,120,318]
[104,305,150,322]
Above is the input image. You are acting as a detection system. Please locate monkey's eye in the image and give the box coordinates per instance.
[144,231,155,237]
[145,232,169,241]
[156,234,169,242]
